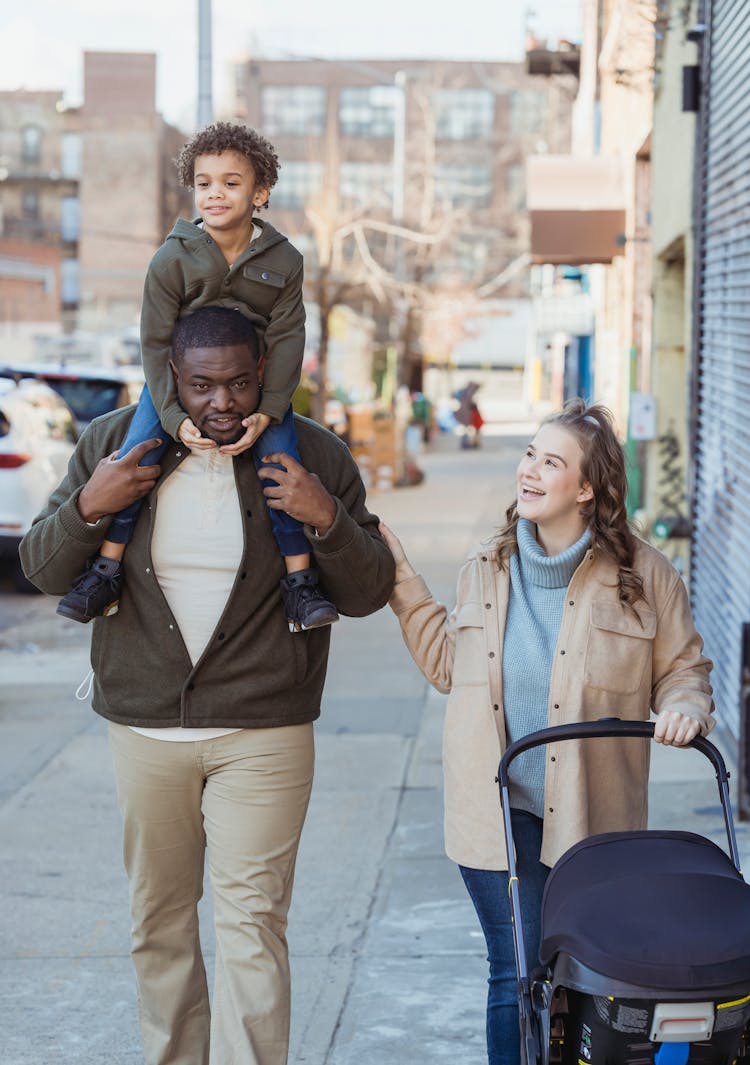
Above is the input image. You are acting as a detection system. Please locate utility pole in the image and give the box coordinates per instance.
[392,70,407,227]
[197,0,213,128]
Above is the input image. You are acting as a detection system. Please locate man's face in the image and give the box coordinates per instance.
[171,343,263,445]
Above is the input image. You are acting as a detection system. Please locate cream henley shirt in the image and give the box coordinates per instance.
[130,448,244,741]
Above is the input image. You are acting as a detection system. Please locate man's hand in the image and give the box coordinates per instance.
[219,412,272,457]
[654,708,702,747]
[77,439,164,524]
[178,417,217,451]
[256,452,337,534]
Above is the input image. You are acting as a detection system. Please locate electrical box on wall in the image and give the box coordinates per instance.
[629,392,657,440]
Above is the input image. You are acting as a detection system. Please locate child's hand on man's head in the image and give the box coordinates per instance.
[219,412,271,456]
[178,417,217,451]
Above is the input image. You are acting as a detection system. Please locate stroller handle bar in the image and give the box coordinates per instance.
[498,717,740,872]
[499,717,726,785]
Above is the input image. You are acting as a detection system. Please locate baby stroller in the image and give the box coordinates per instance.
[498,719,750,1065]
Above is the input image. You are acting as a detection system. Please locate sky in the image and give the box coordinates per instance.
[2,1,582,130]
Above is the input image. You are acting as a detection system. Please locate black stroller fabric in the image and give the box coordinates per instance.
[539,831,750,989]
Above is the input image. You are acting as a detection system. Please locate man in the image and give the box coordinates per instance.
[20,307,395,1065]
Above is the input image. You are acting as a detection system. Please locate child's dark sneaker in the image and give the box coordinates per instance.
[280,568,339,632]
[56,556,123,624]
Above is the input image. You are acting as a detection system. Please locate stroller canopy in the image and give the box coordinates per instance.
[539,831,750,990]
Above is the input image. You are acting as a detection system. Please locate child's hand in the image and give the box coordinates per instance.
[178,417,216,451]
[219,412,272,456]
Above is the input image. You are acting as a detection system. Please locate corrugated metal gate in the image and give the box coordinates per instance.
[692,0,750,739]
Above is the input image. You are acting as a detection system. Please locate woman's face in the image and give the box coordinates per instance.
[516,424,593,538]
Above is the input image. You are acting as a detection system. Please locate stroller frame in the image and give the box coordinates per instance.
[497,718,743,1065]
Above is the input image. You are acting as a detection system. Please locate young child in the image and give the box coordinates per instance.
[56,121,339,633]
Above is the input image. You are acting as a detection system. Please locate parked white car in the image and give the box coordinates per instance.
[0,378,77,591]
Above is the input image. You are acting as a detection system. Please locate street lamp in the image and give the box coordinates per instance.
[391,70,407,226]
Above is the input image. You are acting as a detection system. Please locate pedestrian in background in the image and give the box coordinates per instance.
[468,400,484,448]
[379,398,713,1065]
[454,381,480,450]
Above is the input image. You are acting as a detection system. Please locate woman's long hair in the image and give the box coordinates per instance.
[494,398,645,610]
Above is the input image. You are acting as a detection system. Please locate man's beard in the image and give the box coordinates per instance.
[199,416,247,445]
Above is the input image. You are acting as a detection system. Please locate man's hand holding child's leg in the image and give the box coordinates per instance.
[219,412,272,456]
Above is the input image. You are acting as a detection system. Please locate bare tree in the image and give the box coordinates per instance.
[293,66,548,420]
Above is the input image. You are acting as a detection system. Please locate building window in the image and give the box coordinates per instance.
[339,161,394,210]
[339,86,399,138]
[61,259,80,306]
[22,189,40,219]
[434,164,493,209]
[262,86,327,136]
[510,89,547,135]
[60,196,79,242]
[21,124,42,164]
[434,89,494,140]
[273,160,324,209]
[61,133,82,179]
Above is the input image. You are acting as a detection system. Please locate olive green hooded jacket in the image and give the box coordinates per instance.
[140,217,305,438]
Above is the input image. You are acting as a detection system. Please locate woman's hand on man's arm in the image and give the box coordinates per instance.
[378,522,417,584]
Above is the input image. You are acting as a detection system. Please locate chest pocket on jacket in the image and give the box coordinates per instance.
[452,601,488,687]
[234,264,288,316]
[584,601,657,695]
[242,264,287,288]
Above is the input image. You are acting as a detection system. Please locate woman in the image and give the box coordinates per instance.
[379,399,713,1065]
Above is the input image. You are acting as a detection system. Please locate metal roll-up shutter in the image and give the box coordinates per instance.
[692,0,750,739]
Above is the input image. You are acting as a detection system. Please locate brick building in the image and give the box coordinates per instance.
[0,89,81,351]
[0,53,191,359]
[77,52,191,334]
[228,57,576,393]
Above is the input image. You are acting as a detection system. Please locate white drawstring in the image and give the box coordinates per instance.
[75,668,94,702]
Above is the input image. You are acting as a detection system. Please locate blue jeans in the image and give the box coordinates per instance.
[459,810,550,1065]
[107,384,308,557]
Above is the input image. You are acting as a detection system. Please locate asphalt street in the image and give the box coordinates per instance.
[1,426,748,1065]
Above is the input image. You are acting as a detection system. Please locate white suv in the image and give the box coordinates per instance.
[0,378,77,591]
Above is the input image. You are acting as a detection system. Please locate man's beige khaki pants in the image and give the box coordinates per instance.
[108,722,315,1065]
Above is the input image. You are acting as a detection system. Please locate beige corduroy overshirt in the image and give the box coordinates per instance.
[388,537,714,871]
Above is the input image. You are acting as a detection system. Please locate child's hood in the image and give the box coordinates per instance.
[165,216,289,253]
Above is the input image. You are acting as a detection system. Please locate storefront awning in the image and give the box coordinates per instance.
[527,155,627,265]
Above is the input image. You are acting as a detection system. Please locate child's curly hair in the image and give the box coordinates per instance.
[176,122,280,208]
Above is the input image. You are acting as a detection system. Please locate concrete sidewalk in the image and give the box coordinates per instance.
[1,428,748,1065]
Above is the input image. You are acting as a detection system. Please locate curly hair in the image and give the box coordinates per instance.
[494,398,646,612]
[172,307,259,364]
[175,122,280,209]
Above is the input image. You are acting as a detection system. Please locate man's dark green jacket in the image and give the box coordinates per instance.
[20,409,395,730]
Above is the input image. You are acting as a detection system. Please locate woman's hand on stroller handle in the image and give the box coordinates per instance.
[653,708,702,747]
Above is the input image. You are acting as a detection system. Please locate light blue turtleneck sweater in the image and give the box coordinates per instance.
[503,518,591,817]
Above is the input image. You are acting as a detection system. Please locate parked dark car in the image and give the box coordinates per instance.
[0,363,144,433]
